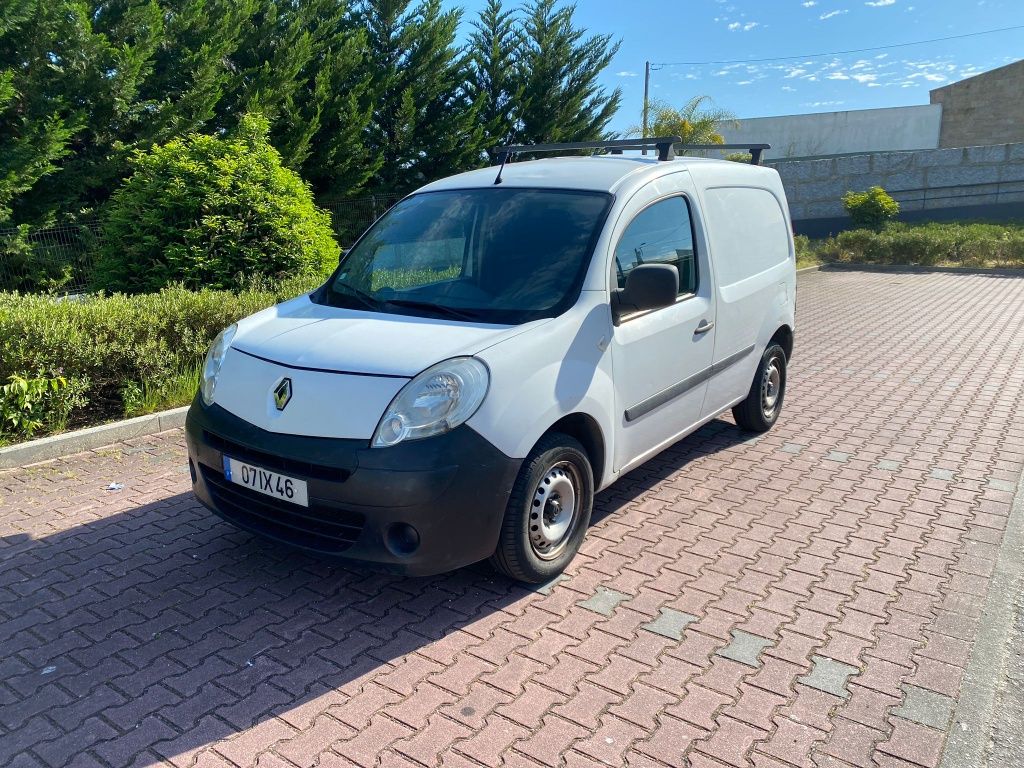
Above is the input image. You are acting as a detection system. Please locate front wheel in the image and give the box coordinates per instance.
[490,433,594,583]
[732,342,787,432]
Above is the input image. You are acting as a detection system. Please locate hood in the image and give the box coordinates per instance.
[231,294,544,377]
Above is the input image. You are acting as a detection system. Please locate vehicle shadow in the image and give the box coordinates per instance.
[591,416,759,525]
[0,417,753,766]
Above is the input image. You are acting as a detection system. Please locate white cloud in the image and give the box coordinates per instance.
[827,72,850,80]
[782,85,797,91]
[616,71,638,77]
[866,0,895,5]
[852,73,878,83]
[743,21,759,30]
[802,100,845,107]
[728,21,741,29]
[737,80,753,85]
[802,1,818,5]
[820,9,848,18]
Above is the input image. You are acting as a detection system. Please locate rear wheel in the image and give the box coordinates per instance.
[490,433,594,583]
[732,342,787,432]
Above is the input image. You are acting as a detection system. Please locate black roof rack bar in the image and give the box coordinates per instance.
[491,139,772,165]
[675,143,772,165]
[492,136,683,164]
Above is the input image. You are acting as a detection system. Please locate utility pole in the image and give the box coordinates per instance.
[642,60,651,155]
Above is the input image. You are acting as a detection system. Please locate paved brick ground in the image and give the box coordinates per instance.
[2,269,1024,768]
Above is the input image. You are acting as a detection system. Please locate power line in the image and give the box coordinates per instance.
[651,24,1024,68]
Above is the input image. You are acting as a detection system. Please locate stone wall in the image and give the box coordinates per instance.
[930,60,1024,149]
[769,142,1024,223]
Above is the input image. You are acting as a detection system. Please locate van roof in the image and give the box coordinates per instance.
[418,155,777,196]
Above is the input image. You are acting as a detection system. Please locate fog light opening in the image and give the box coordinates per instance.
[188,458,197,483]
[385,523,420,557]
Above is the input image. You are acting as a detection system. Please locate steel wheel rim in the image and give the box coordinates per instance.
[529,461,580,560]
[761,357,782,419]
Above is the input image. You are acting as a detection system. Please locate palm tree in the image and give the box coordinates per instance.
[628,96,736,153]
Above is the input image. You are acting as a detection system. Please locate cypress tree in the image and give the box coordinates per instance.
[224,0,376,197]
[0,0,252,223]
[0,0,77,224]
[515,0,621,145]
[359,0,484,194]
[467,0,521,153]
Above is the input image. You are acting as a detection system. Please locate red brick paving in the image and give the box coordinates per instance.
[1,269,1024,767]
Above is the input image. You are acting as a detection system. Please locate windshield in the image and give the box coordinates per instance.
[315,188,612,324]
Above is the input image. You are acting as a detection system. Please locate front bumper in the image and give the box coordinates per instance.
[185,398,522,576]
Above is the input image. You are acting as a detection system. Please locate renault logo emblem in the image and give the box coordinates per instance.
[273,378,292,411]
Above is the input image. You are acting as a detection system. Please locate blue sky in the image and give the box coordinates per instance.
[445,0,1024,134]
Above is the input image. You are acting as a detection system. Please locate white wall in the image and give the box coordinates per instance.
[717,104,943,160]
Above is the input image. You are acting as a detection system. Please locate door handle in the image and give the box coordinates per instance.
[694,319,715,334]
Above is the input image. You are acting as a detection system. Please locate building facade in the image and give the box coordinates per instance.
[718,59,1024,160]
[930,59,1024,149]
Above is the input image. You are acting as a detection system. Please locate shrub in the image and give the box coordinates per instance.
[724,152,753,164]
[94,114,340,294]
[0,276,321,440]
[842,186,900,230]
[793,234,813,265]
[0,374,89,440]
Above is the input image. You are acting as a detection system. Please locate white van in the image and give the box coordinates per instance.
[185,138,796,583]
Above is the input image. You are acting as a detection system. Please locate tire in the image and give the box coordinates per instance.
[490,433,594,583]
[732,342,787,433]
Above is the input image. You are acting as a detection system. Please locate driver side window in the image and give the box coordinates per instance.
[614,196,697,296]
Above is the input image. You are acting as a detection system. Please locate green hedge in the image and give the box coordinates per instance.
[809,222,1024,269]
[0,276,321,443]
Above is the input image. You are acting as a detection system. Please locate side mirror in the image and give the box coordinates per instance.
[614,264,678,321]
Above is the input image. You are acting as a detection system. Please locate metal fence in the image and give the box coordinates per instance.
[321,193,403,246]
[0,193,404,295]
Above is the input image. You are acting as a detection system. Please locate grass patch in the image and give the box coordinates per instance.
[794,234,820,269]
[123,362,203,418]
[803,221,1024,269]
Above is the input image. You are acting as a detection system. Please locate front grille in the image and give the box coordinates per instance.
[203,430,351,482]
[201,466,364,554]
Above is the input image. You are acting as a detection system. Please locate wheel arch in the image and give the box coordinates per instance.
[543,412,606,489]
[770,324,794,361]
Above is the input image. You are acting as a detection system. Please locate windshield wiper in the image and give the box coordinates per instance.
[329,281,379,310]
[383,299,481,321]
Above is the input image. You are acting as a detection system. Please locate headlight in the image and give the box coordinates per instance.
[201,324,237,405]
[372,357,489,447]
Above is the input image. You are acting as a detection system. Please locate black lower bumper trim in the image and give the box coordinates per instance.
[185,399,522,576]
[201,465,364,554]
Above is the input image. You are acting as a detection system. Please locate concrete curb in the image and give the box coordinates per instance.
[940,464,1024,768]
[0,406,189,470]
[796,264,822,273]
[820,263,1024,276]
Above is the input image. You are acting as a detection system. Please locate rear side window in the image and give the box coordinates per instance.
[614,196,696,296]
[702,187,791,287]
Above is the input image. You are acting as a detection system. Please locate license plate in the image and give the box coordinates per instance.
[222,456,309,507]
